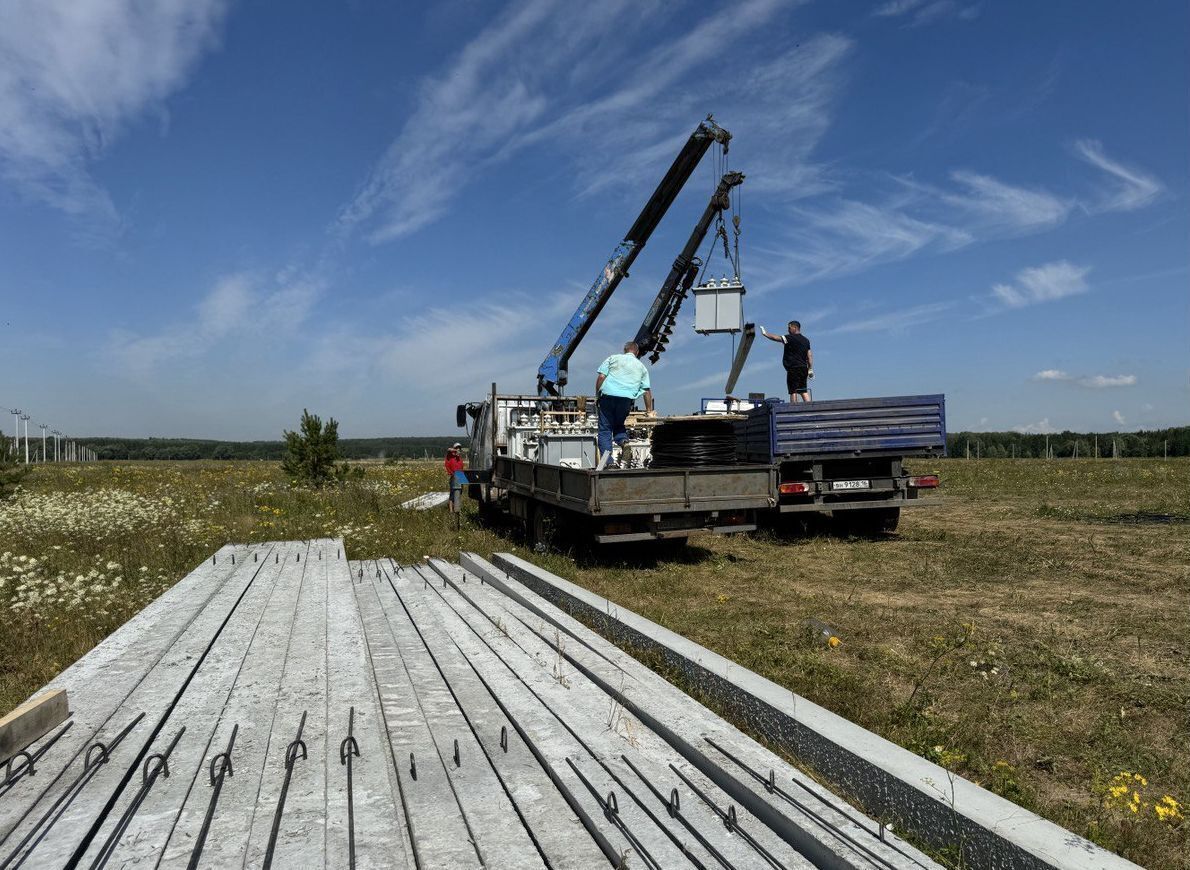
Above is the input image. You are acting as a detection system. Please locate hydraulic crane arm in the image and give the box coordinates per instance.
[633,170,744,362]
[537,117,731,396]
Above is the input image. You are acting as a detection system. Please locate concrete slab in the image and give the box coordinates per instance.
[488,551,1139,870]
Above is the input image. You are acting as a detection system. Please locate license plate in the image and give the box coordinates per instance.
[832,479,870,491]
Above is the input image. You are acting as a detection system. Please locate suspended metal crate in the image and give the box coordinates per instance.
[692,277,745,334]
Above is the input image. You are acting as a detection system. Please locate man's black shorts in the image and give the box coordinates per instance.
[786,366,809,393]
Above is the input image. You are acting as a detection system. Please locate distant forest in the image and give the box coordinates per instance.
[946,426,1190,459]
[74,437,469,461]
[51,426,1190,461]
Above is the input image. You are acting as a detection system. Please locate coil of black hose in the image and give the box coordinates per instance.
[649,420,737,468]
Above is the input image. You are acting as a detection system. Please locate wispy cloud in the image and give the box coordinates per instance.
[873,0,981,26]
[108,271,322,375]
[752,198,970,291]
[1073,139,1163,212]
[0,0,228,238]
[1112,410,1126,426]
[991,261,1090,309]
[830,301,956,334]
[337,0,804,243]
[944,171,1072,232]
[1032,369,1137,388]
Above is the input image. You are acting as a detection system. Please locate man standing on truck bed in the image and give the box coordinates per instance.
[595,341,654,471]
[761,321,814,402]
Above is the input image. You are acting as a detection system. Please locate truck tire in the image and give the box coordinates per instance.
[530,504,559,552]
[841,507,900,537]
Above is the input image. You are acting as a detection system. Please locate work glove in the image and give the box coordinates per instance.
[808,369,815,379]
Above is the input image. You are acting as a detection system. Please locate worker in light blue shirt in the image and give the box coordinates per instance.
[594,341,654,471]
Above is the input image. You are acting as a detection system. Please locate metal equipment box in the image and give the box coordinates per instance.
[693,278,745,333]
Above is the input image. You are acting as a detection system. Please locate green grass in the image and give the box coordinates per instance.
[1,458,1186,868]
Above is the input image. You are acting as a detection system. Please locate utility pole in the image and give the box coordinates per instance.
[39,424,47,462]
[8,409,19,451]
[1094,435,1098,459]
[1045,433,1050,460]
[52,430,60,461]
[20,414,30,464]
[1164,440,1168,460]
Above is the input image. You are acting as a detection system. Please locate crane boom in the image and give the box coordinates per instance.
[536,117,731,396]
[633,170,744,362]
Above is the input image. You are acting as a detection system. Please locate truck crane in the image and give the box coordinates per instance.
[458,118,945,549]
[537,116,731,396]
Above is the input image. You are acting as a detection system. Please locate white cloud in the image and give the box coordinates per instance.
[1074,140,1163,212]
[830,301,955,334]
[945,170,1072,232]
[0,0,228,234]
[753,199,970,290]
[1013,418,1056,434]
[873,0,981,25]
[1032,369,1136,388]
[337,0,800,243]
[108,271,322,375]
[1082,374,1136,388]
[1112,410,1126,426]
[991,261,1090,309]
[1032,369,1070,381]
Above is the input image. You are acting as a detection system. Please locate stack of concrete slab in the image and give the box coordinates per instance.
[0,538,942,869]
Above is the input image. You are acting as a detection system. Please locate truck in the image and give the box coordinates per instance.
[456,116,944,548]
[729,394,946,536]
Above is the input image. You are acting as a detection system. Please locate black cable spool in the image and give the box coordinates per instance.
[649,419,737,467]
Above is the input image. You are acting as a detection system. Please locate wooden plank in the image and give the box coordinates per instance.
[0,690,69,763]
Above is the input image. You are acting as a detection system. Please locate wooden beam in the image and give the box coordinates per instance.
[0,689,69,762]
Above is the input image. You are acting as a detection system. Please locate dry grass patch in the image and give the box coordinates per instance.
[1,457,1185,867]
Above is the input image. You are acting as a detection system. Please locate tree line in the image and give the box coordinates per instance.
[71,436,469,461]
[946,426,1190,459]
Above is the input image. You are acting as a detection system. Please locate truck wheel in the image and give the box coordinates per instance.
[842,507,900,537]
[530,505,559,552]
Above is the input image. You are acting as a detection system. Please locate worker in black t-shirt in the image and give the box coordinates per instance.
[760,320,814,402]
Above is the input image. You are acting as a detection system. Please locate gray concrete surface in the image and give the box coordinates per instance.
[488,550,1141,870]
[1,541,983,868]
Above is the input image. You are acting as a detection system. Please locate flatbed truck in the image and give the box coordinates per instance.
[457,391,944,547]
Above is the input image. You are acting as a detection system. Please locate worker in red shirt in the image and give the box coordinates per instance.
[444,442,466,513]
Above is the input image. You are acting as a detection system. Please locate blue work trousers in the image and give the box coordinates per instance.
[597,395,634,456]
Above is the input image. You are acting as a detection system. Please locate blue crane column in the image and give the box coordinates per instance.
[536,117,731,396]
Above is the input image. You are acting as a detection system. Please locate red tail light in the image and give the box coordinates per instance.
[909,475,939,489]
[779,482,811,495]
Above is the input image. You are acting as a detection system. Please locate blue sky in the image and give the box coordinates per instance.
[1,0,1186,439]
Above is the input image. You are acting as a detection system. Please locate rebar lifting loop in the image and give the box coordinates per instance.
[409,752,417,780]
[499,725,508,753]
[605,791,619,817]
[142,752,170,785]
[668,788,680,818]
[3,750,34,783]
[85,741,110,770]
[285,738,307,770]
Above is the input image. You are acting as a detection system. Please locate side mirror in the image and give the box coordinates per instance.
[456,404,467,428]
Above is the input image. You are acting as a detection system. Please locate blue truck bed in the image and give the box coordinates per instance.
[734,394,947,462]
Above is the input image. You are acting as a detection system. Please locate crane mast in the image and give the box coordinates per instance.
[633,170,744,362]
[536,117,730,396]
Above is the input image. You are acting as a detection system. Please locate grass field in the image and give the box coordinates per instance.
[1,458,1186,867]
